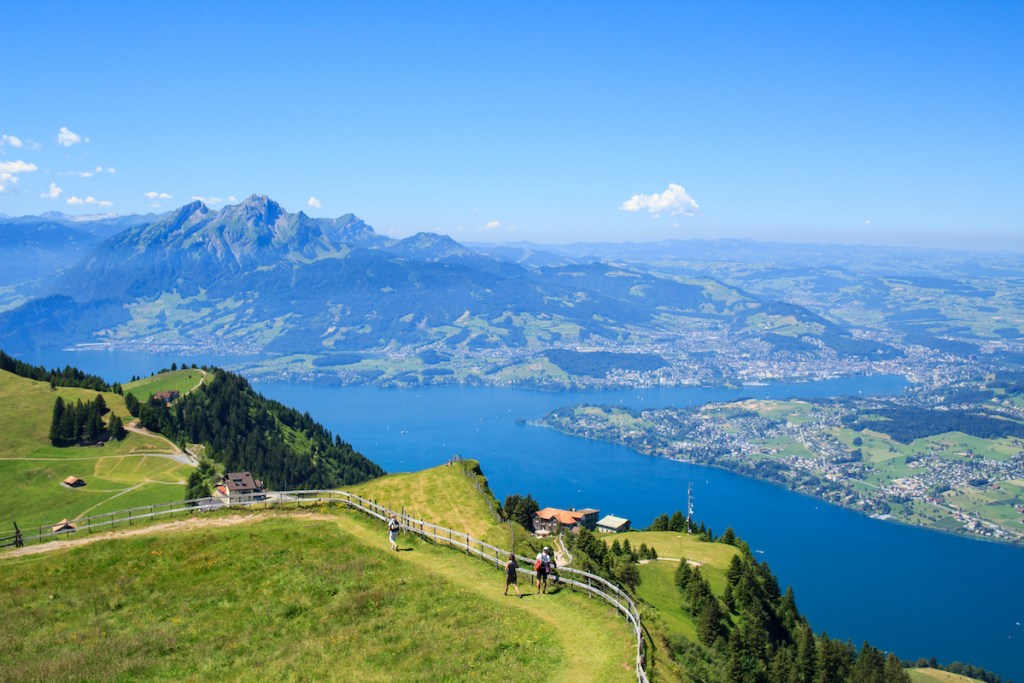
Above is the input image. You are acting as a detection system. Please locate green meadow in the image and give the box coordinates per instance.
[124,368,208,402]
[0,491,636,681]
[0,369,192,531]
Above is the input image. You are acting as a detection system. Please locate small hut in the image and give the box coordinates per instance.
[51,519,77,534]
[63,476,86,488]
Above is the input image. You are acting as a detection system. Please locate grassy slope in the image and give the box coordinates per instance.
[0,369,192,530]
[1,466,636,682]
[908,669,985,683]
[349,462,501,540]
[124,368,207,402]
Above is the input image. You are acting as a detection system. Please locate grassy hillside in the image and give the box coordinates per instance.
[0,509,635,681]
[124,367,207,402]
[0,369,192,530]
[348,460,543,555]
[908,669,986,683]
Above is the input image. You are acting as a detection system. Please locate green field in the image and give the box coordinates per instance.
[908,668,985,683]
[0,369,192,530]
[124,368,207,402]
[0,506,635,681]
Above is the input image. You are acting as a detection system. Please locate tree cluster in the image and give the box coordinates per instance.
[49,395,124,446]
[609,537,658,561]
[842,405,1024,444]
[185,458,217,500]
[648,509,717,540]
[668,538,911,683]
[1,349,117,393]
[125,368,384,490]
[502,493,539,530]
[564,527,642,591]
[903,658,1008,683]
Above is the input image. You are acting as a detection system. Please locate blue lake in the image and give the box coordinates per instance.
[16,349,1024,680]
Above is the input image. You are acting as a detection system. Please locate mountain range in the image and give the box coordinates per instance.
[4,195,1019,386]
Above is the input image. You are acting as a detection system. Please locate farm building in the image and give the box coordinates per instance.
[216,471,266,503]
[62,476,86,488]
[152,390,180,404]
[596,515,631,533]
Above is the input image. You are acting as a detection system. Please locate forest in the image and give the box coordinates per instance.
[0,349,114,392]
[126,368,384,490]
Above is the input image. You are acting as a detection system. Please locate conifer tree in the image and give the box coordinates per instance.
[49,397,65,443]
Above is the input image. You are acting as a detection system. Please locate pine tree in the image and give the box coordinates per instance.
[49,397,65,444]
[669,510,687,531]
[108,414,125,440]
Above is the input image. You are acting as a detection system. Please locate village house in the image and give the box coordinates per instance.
[596,514,632,533]
[532,507,600,536]
[152,390,180,404]
[215,471,265,503]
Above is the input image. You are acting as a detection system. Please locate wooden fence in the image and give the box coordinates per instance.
[2,490,649,683]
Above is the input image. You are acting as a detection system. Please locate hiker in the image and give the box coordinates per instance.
[504,553,521,597]
[535,546,552,593]
[388,515,400,551]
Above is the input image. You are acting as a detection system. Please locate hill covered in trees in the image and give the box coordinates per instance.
[126,368,384,490]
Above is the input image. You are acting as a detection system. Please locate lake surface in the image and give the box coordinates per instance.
[17,349,1024,680]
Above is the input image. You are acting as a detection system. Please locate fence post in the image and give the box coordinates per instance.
[465,532,469,555]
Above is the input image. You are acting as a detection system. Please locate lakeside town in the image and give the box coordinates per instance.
[539,386,1024,544]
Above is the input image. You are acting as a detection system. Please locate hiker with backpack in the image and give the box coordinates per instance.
[388,515,400,551]
[535,546,552,593]
[504,553,521,597]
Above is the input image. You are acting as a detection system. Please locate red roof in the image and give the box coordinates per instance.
[535,507,587,525]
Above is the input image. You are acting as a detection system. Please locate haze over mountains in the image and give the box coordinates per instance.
[1,195,1020,387]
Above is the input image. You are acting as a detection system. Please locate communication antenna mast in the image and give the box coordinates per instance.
[686,482,694,534]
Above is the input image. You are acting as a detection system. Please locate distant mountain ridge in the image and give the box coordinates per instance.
[0,196,915,387]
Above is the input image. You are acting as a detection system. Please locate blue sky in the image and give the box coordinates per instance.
[1,0,1021,249]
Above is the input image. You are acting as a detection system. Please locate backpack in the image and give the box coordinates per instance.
[389,519,399,531]
[534,558,542,571]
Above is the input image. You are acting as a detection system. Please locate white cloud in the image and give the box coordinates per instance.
[67,195,112,207]
[57,126,87,147]
[307,196,322,209]
[1,134,23,148]
[41,182,63,199]
[107,167,116,174]
[144,191,172,200]
[227,195,238,203]
[619,183,700,217]
[0,160,38,174]
[483,220,501,230]
[192,195,223,205]
[864,219,872,226]
[0,160,37,192]
[64,166,116,178]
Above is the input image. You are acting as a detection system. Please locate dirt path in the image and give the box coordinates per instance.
[1,513,261,560]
